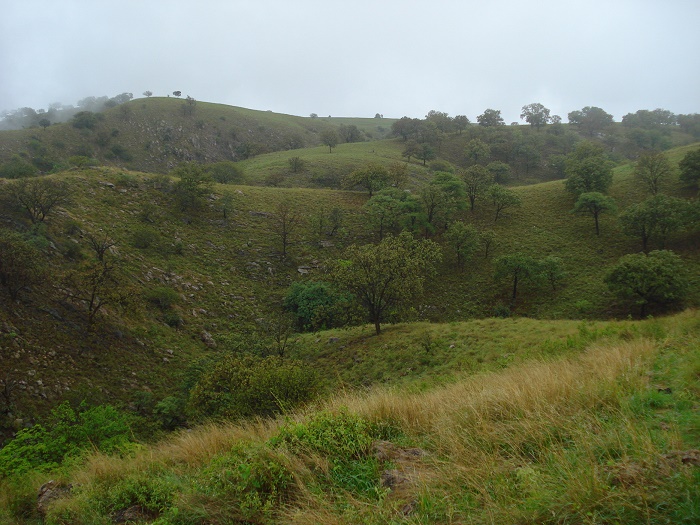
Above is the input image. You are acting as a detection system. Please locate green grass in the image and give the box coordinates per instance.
[2,311,698,524]
[237,140,432,188]
[0,140,698,433]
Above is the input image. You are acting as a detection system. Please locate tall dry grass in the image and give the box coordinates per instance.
[31,333,699,524]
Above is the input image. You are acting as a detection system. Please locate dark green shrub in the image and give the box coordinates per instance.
[62,241,83,260]
[493,303,511,318]
[154,395,187,430]
[283,281,352,331]
[144,286,179,310]
[63,219,82,235]
[0,229,46,300]
[131,226,159,249]
[207,161,244,184]
[428,160,454,173]
[71,111,100,130]
[187,355,319,422]
[115,172,138,187]
[0,155,37,179]
[163,311,183,328]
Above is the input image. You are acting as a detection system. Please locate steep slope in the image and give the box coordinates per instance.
[0,98,396,174]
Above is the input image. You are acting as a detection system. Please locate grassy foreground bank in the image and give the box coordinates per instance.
[1,311,699,524]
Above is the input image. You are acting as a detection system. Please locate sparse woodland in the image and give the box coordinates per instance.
[0,97,699,524]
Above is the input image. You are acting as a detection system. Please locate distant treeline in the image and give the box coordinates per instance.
[0,92,134,131]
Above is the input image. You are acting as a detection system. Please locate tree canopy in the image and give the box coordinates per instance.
[572,192,617,236]
[477,109,505,127]
[634,151,674,195]
[344,163,389,197]
[679,148,700,188]
[564,141,615,196]
[604,250,688,317]
[520,103,552,130]
[567,106,614,136]
[330,232,441,335]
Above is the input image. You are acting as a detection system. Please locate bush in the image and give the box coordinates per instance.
[270,409,395,499]
[206,161,244,184]
[68,155,98,168]
[131,226,160,249]
[144,286,179,310]
[0,229,46,300]
[162,311,183,329]
[0,402,133,478]
[428,160,454,173]
[271,409,377,461]
[283,281,352,331]
[104,474,175,515]
[198,443,294,521]
[0,155,38,179]
[187,355,319,422]
[71,111,100,130]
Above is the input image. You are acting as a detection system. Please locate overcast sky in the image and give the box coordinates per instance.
[1,0,699,122]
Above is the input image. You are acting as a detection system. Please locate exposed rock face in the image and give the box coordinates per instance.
[200,330,217,348]
[112,505,158,523]
[371,440,429,517]
[37,480,72,516]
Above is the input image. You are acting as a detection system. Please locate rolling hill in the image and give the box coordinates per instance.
[0,98,698,524]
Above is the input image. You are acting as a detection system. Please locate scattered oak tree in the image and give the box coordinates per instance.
[8,177,70,223]
[572,192,617,236]
[453,114,470,133]
[493,253,540,304]
[477,108,505,127]
[567,106,614,136]
[416,143,436,166]
[419,172,466,235]
[320,129,339,153]
[330,232,441,335]
[679,148,700,189]
[520,102,552,130]
[344,163,389,197]
[604,250,688,317]
[172,162,214,211]
[444,221,479,270]
[61,259,128,332]
[619,195,688,252]
[0,229,46,300]
[564,141,615,196]
[284,281,352,332]
[486,184,522,221]
[462,165,494,211]
[266,200,303,258]
[464,139,491,165]
[364,188,421,240]
[402,140,422,163]
[388,162,409,189]
[634,151,674,195]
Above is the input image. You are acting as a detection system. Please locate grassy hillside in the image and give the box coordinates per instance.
[0,101,697,521]
[0,140,698,440]
[1,311,698,524]
[0,98,397,174]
